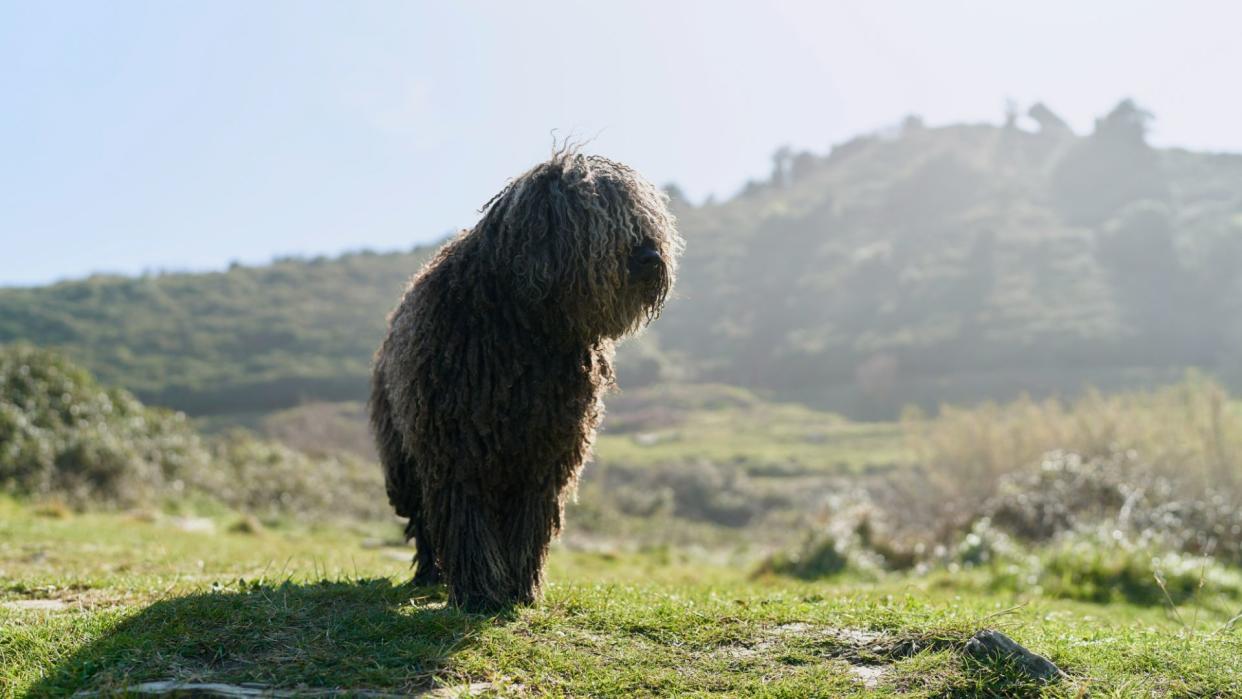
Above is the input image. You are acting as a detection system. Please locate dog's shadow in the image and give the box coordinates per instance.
[27,578,505,697]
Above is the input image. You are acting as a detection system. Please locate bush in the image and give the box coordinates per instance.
[1029,533,1242,605]
[0,344,385,521]
[0,343,211,506]
[984,450,1242,566]
[209,430,382,522]
[905,375,1242,503]
[757,534,853,579]
[754,502,910,579]
[984,450,1134,542]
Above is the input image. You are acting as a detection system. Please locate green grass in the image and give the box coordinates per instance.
[596,386,910,474]
[3,498,1240,697]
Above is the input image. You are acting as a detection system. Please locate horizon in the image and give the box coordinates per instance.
[5,1,1242,286]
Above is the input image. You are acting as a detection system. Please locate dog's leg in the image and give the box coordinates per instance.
[404,483,441,586]
[503,491,561,606]
[436,484,511,612]
[370,376,442,584]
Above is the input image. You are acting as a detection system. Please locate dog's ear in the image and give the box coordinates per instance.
[512,231,559,303]
[472,175,550,303]
[506,171,601,305]
[494,174,556,303]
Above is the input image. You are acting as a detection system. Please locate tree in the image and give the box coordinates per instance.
[1051,100,1169,225]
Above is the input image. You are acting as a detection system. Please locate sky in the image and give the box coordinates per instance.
[3,0,1241,286]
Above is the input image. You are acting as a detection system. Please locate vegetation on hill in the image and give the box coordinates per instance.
[0,251,432,415]
[5,101,1242,418]
[661,100,1242,416]
[0,344,382,521]
[6,345,1241,571]
[0,343,209,506]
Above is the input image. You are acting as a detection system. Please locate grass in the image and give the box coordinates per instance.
[3,498,1241,697]
[6,374,1242,696]
[596,385,910,475]
[905,374,1242,498]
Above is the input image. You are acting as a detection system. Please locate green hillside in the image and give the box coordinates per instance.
[0,251,432,415]
[5,101,1242,418]
[660,101,1242,416]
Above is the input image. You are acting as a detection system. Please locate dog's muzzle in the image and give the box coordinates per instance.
[628,247,663,282]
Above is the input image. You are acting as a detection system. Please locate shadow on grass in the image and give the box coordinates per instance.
[27,578,503,697]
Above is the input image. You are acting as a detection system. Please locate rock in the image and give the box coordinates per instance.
[964,629,1066,682]
[846,664,889,689]
[3,599,68,611]
[170,517,216,534]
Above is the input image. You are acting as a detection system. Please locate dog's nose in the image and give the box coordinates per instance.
[634,247,662,268]
[629,247,662,279]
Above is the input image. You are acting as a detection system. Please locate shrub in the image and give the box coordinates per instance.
[208,430,383,522]
[904,374,1242,505]
[757,534,852,579]
[1033,533,1242,605]
[0,344,385,521]
[984,450,1242,566]
[0,343,211,506]
[984,450,1134,542]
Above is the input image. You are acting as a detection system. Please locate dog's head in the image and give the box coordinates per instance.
[473,151,683,340]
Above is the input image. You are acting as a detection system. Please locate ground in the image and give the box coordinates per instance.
[2,499,1239,698]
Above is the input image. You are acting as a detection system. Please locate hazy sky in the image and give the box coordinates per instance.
[3,1,1241,286]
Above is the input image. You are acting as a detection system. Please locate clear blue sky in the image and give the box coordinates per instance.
[3,1,1240,286]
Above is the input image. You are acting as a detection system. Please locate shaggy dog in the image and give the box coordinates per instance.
[369,152,682,611]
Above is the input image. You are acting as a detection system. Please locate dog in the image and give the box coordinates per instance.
[369,151,682,611]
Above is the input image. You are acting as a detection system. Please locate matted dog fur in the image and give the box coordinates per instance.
[370,151,682,611]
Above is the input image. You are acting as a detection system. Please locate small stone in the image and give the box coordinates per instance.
[3,599,68,611]
[964,629,1066,682]
[170,517,216,534]
[847,664,889,689]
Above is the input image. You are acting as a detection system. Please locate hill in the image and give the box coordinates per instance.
[0,251,431,415]
[660,101,1242,416]
[5,100,1242,418]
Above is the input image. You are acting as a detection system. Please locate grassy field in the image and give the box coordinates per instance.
[594,404,907,475]
[3,498,1240,698]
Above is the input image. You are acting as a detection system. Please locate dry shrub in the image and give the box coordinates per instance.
[764,378,1242,583]
[901,373,1242,524]
[755,501,914,579]
[986,450,1242,565]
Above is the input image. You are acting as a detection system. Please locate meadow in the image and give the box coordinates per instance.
[3,497,1240,698]
[3,347,1242,696]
